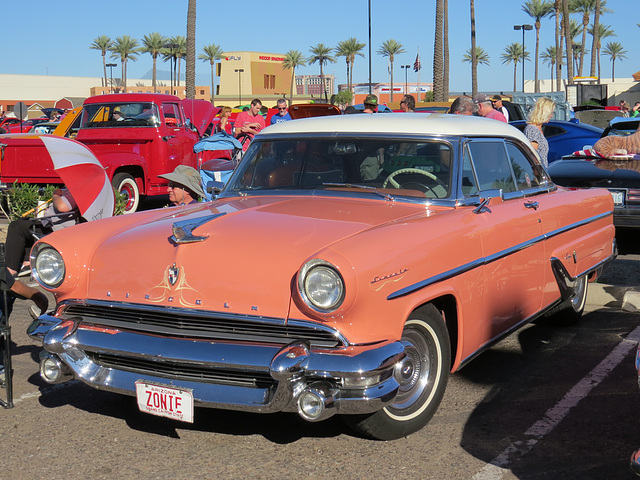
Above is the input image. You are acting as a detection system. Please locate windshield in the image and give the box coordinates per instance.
[81,102,161,128]
[226,138,453,200]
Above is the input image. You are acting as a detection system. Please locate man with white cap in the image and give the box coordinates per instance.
[159,165,206,206]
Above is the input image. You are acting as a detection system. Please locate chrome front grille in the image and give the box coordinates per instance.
[62,301,345,348]
[89,352,275,388]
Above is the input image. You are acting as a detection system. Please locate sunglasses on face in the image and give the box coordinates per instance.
[278,107,287,111]
[168,183,183,190]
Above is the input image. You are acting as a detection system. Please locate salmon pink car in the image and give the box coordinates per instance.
[28,114,616,440]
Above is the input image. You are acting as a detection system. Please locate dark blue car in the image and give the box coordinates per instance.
[510,119,603,163]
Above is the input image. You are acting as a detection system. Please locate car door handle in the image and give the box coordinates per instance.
[162,135,176,142]
[524,201,539,210]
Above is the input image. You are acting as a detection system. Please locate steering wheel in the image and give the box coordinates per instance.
[382,168,445,197]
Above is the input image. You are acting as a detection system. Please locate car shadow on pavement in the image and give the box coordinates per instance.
[456,310,640,479]
[35,378,349,443]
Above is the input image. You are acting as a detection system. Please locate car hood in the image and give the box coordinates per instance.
[182,99,218,137]
[55,195,427,318]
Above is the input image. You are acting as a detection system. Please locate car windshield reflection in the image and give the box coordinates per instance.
[227,138,453,200]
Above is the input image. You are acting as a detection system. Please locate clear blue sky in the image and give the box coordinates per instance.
[3,0,638,94]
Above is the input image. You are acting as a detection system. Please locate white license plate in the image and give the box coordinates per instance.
[135,381,194,423]
[610,190,625,206]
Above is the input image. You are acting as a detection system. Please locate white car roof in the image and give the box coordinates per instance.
[260,113,531,144]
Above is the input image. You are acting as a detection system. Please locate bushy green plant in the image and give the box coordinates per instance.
[113,188,127,216]
[5,183,56,220]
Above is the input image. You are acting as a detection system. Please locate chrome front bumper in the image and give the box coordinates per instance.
[28,314,406,421]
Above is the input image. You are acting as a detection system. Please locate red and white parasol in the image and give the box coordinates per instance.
[40,135,114,221]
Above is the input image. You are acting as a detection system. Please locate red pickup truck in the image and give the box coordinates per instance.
[0,93,217,213]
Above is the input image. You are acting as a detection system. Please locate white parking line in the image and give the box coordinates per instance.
[473,325,640,480]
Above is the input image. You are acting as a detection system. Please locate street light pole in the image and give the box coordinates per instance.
[368,0,372,95]
[401,65,410,96]
[513,24,533,92]
[235,69,244,105]
[106,63,117,93]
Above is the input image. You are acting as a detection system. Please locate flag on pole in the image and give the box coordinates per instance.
[413,53,421,72]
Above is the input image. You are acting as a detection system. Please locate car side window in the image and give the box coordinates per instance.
[541,125,565,139]
[506,142,543,191]
[162,103,183,127]
[461,144,479,196]
[468,141,516,193]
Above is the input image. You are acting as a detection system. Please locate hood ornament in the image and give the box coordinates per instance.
[170,212,226,244]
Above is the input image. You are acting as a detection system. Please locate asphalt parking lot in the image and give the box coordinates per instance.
[0,229,639,480]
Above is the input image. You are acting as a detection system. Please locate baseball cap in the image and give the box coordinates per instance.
[364,94,378,106]
[473,94,491,104]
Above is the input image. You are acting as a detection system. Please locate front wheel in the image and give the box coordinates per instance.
[112,173,140,214]
[343,304,451,440]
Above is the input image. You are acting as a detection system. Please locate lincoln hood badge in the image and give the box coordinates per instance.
[168,263,180,286]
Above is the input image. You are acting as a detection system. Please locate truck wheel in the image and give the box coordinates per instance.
[112,173,140,214]
[342,304,451,440]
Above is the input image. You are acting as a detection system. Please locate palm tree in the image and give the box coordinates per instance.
[589,0,602,77]
[501,43,529,91]
[442,0,449,101]
[308,43,336,103]
[570,0,610,77]
[433,0,444,101]
[602,41,627,82]
[162,38,183,90]
[175,36,187,87]
[90,35,113,92]
[141,32,167,93]
[553,0,563,91]
[562,0,574,83]
[463,47,490,66]
[470,0,477,96]
[588,23,614,81]
[335,38,365,101]
[199,44,224,104]
[185,0,196,99]
[541,46,562,90]
[282,50,307,104]
[523,0,554,93]
[109,35,140,91]
[377,39,405,102]
[569,19,585,74]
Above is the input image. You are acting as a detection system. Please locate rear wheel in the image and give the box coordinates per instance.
[544,274,588,325]
[112,173,140,214]
[343,304,451,440]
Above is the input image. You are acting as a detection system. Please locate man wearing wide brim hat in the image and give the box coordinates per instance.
[159,165,206,206]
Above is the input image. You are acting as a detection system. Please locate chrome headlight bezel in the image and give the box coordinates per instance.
[298,259,345,313]
[30,243,65,289]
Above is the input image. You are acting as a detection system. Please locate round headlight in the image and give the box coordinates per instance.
[299,260,344,312]
[33,246,65,288]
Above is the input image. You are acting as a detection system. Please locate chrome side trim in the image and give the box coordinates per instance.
[388,210,613,300]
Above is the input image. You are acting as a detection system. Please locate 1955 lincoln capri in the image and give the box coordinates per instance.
[27,114,616,440]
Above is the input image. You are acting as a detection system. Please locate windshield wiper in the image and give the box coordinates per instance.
[323,183,395,202]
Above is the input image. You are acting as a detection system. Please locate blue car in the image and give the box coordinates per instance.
[510,119,603,163]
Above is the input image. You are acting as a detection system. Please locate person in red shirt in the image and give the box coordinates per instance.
[473,94,507,122]
[234,98,265,150]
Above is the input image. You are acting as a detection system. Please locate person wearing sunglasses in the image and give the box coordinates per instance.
[271,98,292,124]
[159,165,206,206]
[399,94,416,112]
